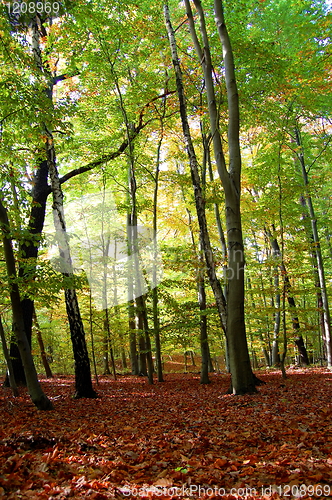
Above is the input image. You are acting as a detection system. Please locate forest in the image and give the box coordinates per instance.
[0,0,331,498]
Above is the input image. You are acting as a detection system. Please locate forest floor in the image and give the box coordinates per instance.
[0,368,332,499]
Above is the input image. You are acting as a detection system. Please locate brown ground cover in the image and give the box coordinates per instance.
[0,368,332,499]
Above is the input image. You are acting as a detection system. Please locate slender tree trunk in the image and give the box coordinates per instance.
[64,289,96,397]
[137,313,147,376]
[132,218,153,385]
[129,302,138,375]
[247,274,271,366]
[214,0,255,394]
[267,229,310,366]
[5,160,50,387]
[102,333,110,375]
[127,145,139,376]
[30,17,96,398]
[207,346,214,373]
[272,266,281,366]
[295,126,332,367]
[164,2,227,333]
[0,199,53,410]
[47,136,96,398]
[206,140,228,300]
[136,294,154,384]
[89,291,99,385]
[199,253,210,384]
[33,307,53,379]
[180,161,211,384]
[101,232,111,376]
[47,136,96,397]
[126,125,154,384]
[111,238,127,371]
[104,309,117,381]
[0,315,19,397]
[167,0,255,393]
[280,286,288,379]
[152,133,164,382]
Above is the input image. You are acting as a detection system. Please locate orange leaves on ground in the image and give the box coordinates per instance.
[0,369,332,499]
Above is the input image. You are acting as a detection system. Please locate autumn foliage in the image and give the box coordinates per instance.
[1,368,332,499]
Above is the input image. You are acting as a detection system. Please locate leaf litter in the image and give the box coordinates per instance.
[0,368,332,499]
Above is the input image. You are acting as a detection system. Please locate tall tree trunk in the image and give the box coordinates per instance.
[152,130,164,382]
[198,245,210,384]
[89,290,99,385]
[129,299,138,375]
[295,126,332,367]
[47,139,96,397]
[0,199,53,410]
[30,17,96,398]
[0,315,19,397]
[280,286,288,379]
[104,309,117,381]
[101,232,111,376]
[135,293,154,384]
[272,265,281,366]
[137,313,147,376]
[247,275,271,366]
[180,160,211,385]
[213,0,255,394]
[125,115,154,384]
[166,0,256,394]
[5,159,50,387]
[164,1,227,333]
[111,238,127,371]
[267,229,310,366]
[206,138,228,300]
[33,307,53,379]
[127,221,138,375]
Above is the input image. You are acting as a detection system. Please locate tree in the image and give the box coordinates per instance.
[165,0,256,394]
[0,315,19,397]
[0,198,53,410]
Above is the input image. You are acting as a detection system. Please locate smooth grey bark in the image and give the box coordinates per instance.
[0,199,53,410]
[135,292,154,384]
[5,160,50,387]
[272,263,281,366]
[0,315,19,397]
[294,126,332,367]
[167,0,255,393]
[267,229,310,366]
[152,130,164,382]
[127,144,154,384]
[214,0,256,393]
[89,291,99,384]
[48,143,96,398]
[81,204,99,384]
[101,234,111,375]
[205,137,228,299]
[123,122,153,383]
[33,307,53,379]
[112,239,127,371]
[103,308,117,380]
[271,284,281,367]
[179,160,210,385]
[198,242,210,384]
[127,213,138,375]
[164,3,227,332]
[137,314,147,376]
[30,17,96,399]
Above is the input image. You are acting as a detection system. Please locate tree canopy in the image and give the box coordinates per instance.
[0,0,331,401]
